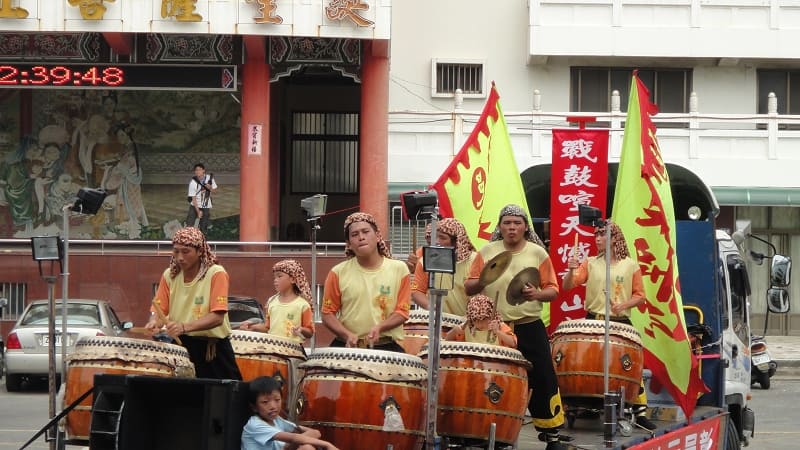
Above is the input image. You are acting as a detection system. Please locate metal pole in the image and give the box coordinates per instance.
[45,275,58,450]
[60,206,70,390]
[425,214,442,450]
[309,217,320,351]
[603,222,615,448]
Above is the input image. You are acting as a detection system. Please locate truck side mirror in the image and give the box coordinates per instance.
[770,255,792,287]
[767,288,790,314]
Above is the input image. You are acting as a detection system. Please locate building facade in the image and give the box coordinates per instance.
[388,0,800,333]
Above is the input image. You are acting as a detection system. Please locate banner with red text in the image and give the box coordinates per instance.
[430,84,528,249]
[548,129,609,332]
[613,73,709,419]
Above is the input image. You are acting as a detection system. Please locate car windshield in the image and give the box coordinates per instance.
[21,303,101,326]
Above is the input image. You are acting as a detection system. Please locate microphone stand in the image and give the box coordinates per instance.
[601,220,617,448]
[424,211,444,450]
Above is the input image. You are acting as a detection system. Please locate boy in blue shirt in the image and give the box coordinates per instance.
[241,376,338,450]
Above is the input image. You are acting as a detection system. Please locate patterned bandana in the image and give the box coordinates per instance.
[169,227,219,280]
[465,293,503,337]
[436,218,476,262]
[595,220,630,260]
[489,204,545,247]
[343,212,392,258]
[273,259,313,305]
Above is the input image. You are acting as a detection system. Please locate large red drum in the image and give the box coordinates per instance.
[231,330,306,417]
[550,319,643,403]
[64,336,195,441]
[296,347,428,450]
[420,341,530,445]
[401,309,463,355]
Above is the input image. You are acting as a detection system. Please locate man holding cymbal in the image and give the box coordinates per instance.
[464,204,568,450]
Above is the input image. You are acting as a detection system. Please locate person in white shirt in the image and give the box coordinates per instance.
[186,163,217,234]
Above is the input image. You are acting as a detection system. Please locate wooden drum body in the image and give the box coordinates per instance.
[296,348,428,450]
[231,330,306,416]
[550,319,643,403]
[64,336,195,441]
[401,310,463,355]
[420,342,530,445]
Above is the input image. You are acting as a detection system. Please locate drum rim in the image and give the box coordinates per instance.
[300,347,428,381]
[418,341,532,368]
[551,318,642,345]
[231,329,306,357]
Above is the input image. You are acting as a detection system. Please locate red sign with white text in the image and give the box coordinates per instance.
[548,129,609,333]
[629,413,723,449]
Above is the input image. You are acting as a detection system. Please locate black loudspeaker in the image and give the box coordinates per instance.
[90,374,250,450]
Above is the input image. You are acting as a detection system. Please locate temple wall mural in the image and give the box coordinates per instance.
[0,89,241,240]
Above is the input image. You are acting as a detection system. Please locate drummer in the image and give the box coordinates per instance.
[240,259,315,344]
[563,220,656,431]
[321,212,411,352]
[445,294,517,348]
[410,218,477,316]
[464,204,567,450]
[145,226,242,380]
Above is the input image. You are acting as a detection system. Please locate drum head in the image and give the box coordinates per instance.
[300,347,427,381]
[231,330,306,359]
[419,341,531,369]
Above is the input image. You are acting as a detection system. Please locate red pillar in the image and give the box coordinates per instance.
[360,40,390,233]
[239,36,271,241]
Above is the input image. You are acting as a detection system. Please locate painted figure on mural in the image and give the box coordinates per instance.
[101,123,149,236]
[0,137,38,235]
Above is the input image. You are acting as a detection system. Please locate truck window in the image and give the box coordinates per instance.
[727,254,750,345]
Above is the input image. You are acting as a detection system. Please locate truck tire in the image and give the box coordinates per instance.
[757,371,771,389]
[725,416,741,449]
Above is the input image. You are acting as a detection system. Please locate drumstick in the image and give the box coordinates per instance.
[152,298,182,345]
[573,233,580,258]
[128,326,155,335]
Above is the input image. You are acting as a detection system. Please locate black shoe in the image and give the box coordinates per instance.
[636,415,657,431]
[545,441,570,450]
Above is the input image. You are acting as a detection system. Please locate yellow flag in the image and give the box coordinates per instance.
[612,72,708,419]
[430,84,528,249]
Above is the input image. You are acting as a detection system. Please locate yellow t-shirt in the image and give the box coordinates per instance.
[581,256,640,317]
[322,257,411,343]
[411,252,476,317]
[158,264,232,339]
[467,241,558,322]
[265,294,314,343]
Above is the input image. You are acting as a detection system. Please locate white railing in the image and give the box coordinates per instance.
[0,239,346,256]
[388,90,800,190]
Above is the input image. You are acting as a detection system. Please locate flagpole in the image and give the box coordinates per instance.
[602,221,617,448]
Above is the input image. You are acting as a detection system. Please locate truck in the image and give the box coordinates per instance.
[525,162,791,449]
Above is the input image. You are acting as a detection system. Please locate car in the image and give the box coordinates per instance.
[5,299,131,392]
[227,295,265,330]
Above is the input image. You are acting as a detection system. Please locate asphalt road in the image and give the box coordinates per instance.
[1,374,799,450]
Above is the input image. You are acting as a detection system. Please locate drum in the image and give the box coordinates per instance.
[550,319,643,403]
[296,347,428,450]
[401,310,463,355]
[231,330,306,417]
[64,336,195,441]
[419,342,530,445]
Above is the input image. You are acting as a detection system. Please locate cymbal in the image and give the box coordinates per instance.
[506,267,541,305]
[479,251,513,286]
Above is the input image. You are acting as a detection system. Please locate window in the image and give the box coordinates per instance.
[571,68,692,113]
[431,59,485,98]
[0,282,26,321]
[291,112,359,194]
[756,70,800,114]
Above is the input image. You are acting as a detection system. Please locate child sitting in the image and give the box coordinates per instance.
[241,376,339,450]
[240,259,314,342]
[445,294,517,348]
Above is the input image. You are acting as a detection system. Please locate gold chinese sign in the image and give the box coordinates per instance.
[0,0,28,18]
[161,0,202,22]
[326,0,373,27]
[245,0,282,24]
[68,0,115,20]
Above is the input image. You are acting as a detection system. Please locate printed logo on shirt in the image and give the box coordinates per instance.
[216,295,227,306]
[194,295,205,305]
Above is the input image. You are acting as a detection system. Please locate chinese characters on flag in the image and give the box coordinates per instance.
[548,128,609,332]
